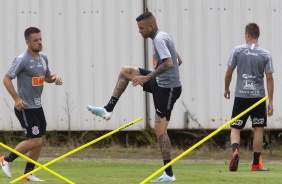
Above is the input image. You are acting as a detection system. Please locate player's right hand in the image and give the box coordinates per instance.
[15,98,26,111]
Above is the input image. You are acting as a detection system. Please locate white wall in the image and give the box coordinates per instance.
[146,0,282,130]
[0,0,146,131]
[0,0,281,131]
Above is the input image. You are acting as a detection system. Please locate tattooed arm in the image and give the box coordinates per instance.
[132,58,173,86]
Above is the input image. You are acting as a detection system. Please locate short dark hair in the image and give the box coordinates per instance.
[136,11,154,21]
[24,27,41,40]
[245,23,260,39]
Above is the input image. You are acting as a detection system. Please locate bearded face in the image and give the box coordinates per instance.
[26,33,43,53]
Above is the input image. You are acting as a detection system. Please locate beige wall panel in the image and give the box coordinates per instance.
[146,0,282,130]
[0,0,145,131]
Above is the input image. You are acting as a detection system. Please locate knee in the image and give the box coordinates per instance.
[154,129,160,138]
[39,137,46,147]
[120,66,130,75]
[154,126,163,139]
[30,137,45,148]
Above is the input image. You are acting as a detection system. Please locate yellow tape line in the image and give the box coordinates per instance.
[0,142,74,183]
[11,117,143,183]
[140,96,268,183]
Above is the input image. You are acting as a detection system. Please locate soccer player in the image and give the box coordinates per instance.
[1,27,63,181]
[224,23,274,172]
[87,12,182,182]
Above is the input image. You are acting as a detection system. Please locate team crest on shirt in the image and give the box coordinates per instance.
[41,59,47,70]
[32,126,40,135]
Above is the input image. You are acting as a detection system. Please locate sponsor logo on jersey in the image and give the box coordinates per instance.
[37,63,43,68]
[31,126,40,135]
[242,80,256,90]
[32,76,45,86]
[239,90,260,95]
[34,98,41,106]
[242,74,256,79]
[244,49,258,56]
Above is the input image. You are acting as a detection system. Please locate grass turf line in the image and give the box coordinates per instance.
[0,158,282,184]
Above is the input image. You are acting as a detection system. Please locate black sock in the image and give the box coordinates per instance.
[24,162,35,174]
[231,143,239,152]
[104,96,118,112]
[253,152,261,165]
[163,160,173,177]
[4,152,19,162]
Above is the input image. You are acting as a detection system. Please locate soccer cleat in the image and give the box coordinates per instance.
[22,174,44,182]
[87,105,112,120]
[150,172,176,182]
[0,156,11,178]
[251,156,269,171]
[229,149,240,171]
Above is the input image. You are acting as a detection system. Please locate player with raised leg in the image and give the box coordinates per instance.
[87,11,182,182]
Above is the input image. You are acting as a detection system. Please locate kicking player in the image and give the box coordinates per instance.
[87,12,182,182]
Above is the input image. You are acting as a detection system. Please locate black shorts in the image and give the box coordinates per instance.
[14,107,47,138]
[139,68,182,121]
[230,97,267,129]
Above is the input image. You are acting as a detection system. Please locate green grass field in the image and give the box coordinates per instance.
[1,157,282,184]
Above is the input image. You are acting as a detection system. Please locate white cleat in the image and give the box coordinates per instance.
[22,174,44,182]
[0,156,11,178]
[87,105,112,120]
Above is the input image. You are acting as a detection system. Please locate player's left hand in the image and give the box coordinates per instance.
[224,90,230,99]
[132,75,148,87]
[52,75,63,85]
[267,102,274,116]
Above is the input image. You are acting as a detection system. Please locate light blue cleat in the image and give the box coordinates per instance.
[150,172,176,182]
[87,105,112,121]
